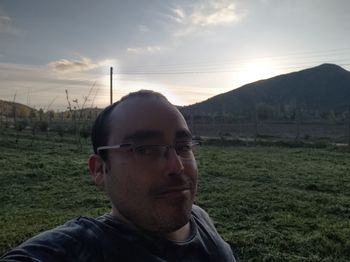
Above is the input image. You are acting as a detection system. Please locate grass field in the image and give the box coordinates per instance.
[1,130,350,261]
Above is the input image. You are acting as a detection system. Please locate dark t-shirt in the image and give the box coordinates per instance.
[1,205,236,261]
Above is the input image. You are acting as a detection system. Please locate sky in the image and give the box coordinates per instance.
[0,0,350,111]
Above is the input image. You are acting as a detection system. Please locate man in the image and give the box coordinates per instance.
[1,90,236,261]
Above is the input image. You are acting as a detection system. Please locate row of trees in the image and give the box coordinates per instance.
[1,97,349,145]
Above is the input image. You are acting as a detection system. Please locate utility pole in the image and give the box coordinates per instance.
[110,67,113,105]
[253,104,258,144]
[296,106,301,141]
[348,105,350,147]
[13,91,17,128]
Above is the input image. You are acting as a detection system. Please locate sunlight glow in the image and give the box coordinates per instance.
[95,77,187,107]
[235,60,282,87]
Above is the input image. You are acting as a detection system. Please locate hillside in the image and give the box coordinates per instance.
[0,100,103,120]
[181,64,350,116]
[0,100,37,118]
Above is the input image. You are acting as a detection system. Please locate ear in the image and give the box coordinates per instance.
[88,154,106,190]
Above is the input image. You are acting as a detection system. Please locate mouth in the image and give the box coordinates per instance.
[155,186,191,197]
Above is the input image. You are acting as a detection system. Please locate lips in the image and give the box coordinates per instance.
[152,184,192,198]
[158,186,190,195]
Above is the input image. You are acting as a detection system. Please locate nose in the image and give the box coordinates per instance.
[165,147,184,175]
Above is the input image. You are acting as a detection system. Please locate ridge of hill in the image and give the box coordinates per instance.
[181,63,350,116]
[2,63,350,119]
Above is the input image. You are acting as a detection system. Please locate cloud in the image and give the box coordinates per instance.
[138,24,150,32]
[171,8,186,24]
[127,46,162,54]
[169,0,244,37]
[0,62,228,110]
[0,15,11,31]
[259,0,272,4]
[0,15,10,22]
[0,62,108,110]
[0,14,24,35]
[48,57,113,72]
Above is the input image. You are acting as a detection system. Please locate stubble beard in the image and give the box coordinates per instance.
[112,183,196,235]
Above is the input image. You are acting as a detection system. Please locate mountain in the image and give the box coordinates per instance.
[181,64,350,116]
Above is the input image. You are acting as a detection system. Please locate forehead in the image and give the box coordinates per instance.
[107,97,190,143]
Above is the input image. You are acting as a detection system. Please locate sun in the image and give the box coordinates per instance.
[235,60,281,87]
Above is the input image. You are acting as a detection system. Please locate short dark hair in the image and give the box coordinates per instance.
[91,90,168,160]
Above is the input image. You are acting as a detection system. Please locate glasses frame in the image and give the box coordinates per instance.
[97,140,200,159]
[97,143,133,153]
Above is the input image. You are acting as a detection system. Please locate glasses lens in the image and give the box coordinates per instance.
[134,145,167,159]
[133,141,198,162]
[175,141,197,159]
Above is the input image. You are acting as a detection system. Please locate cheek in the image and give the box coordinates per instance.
[182,161,198,192]
[106,161,151,197]
[184,160,198,176]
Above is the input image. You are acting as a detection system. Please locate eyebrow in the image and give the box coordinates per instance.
[175,130,192,139]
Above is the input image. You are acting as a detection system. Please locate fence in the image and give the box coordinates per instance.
[1,109,349,145]
[185,115,350,144]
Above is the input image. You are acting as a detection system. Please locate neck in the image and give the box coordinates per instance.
[110,207,192,242]
[161,222,191,241]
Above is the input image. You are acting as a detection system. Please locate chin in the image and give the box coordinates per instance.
[154,213,190,234]
[152,201,193,233]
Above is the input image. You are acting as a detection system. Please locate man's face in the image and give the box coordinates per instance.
[102,97,198,234]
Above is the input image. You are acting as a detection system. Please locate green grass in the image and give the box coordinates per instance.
[1,131,350,261]
[0,131,109,254]
[196,145,350,261]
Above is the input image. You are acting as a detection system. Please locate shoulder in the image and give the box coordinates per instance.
[191,204,217,232]
[191,205,237,262]
[191,204,211,219]
[30,216,105,245]
[1,216,106,261]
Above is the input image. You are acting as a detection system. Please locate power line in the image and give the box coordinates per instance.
[120,47,350,70]
[116,47,350,75]
[1,46,350,105]
[118,61,350,76]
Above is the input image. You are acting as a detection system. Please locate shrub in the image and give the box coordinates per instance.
[56,126,65,138]
[36,121,48,132]
[79,126,91,139]
[15,119,28,132]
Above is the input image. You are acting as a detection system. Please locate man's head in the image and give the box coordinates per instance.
[89,90,198,236]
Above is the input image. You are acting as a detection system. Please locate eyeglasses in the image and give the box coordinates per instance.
[97,140,199,161]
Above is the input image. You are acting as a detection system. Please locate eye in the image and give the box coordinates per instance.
[175,141,193,153]
[134,145,152,155]
[134,145,163,156]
